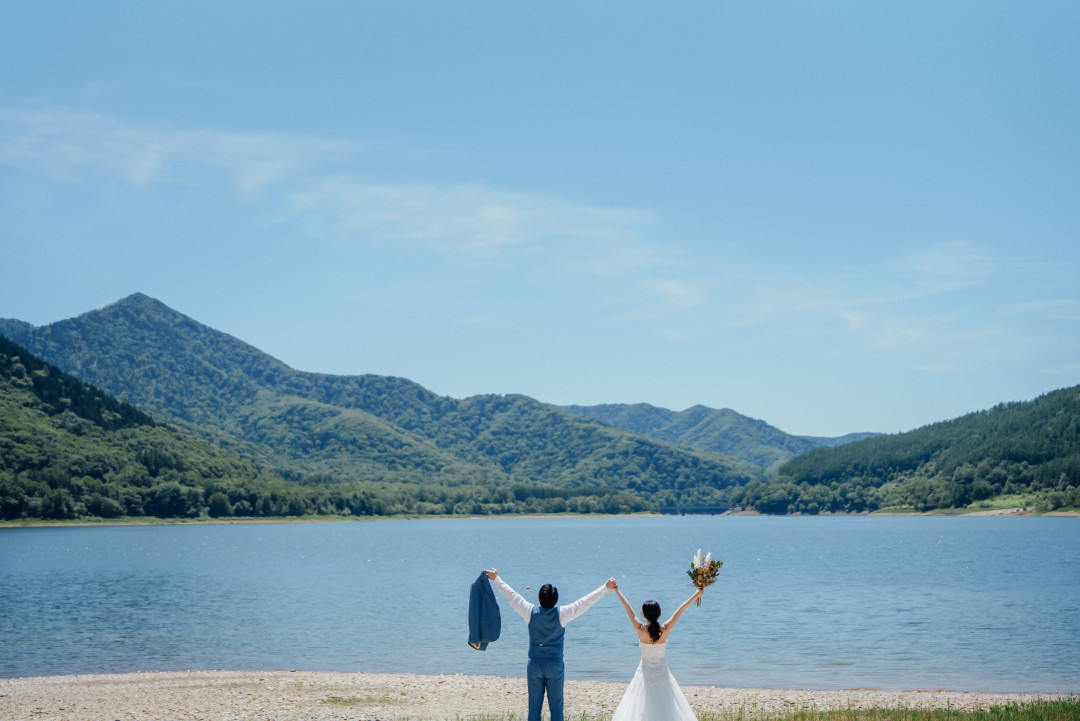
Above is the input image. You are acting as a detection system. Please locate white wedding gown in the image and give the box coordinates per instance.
[610,642,697,721]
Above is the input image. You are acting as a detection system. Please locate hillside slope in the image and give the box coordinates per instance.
[0,295,761,510]
[729,386,1080,514]
[0,335,671,519]
[0,334,310,520]
[562,403,877,472]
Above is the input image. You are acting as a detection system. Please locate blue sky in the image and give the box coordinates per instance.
[1,2,1078,437]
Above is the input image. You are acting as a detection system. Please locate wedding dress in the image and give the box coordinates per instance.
[610,642,697,721]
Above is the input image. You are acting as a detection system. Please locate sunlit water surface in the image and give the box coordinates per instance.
[1,515,1077,693]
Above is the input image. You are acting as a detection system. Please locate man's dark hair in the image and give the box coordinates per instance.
[538,583,559,609]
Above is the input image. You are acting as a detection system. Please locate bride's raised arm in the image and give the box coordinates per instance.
[612,584,644,631]
[661,587,704,634]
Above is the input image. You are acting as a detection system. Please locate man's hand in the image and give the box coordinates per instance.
[485,568,498,580]
[606,577,618,590]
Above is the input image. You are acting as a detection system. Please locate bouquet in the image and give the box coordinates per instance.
[686,548,723,605]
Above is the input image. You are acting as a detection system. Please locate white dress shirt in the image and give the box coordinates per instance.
[493,576,609,627]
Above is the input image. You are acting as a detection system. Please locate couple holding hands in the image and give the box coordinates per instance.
[484,568,704,721]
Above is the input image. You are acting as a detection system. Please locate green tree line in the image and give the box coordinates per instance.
[730,386,1080,514]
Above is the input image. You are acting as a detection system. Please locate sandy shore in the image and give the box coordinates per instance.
[0,671,1070,721]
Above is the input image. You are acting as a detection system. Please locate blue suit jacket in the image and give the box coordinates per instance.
[469,572,502,650]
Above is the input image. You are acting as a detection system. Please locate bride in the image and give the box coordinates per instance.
[609,580,704,721]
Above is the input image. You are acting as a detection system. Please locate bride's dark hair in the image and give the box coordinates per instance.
[641,600,662,642]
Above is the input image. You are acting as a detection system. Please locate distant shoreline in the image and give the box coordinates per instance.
[0,670,1073,721]
[2,506,1077,528]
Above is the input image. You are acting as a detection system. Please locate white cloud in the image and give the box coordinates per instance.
[913,363,964,374]
[286,180,648,259]
[999,298,1080,321]
[695,240,1078,369]
[0,105,654,261]
[0,106,378,190]
[1039,363,1080,376]
[3,105,1077,382]
[1,105,709,331]
[649,278,707,309]
[904,241,996,279]
[456,313,521,331]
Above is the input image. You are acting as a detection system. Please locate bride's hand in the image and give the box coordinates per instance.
[606,577,618,590]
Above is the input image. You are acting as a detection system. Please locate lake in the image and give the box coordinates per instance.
[1,515,1077,693]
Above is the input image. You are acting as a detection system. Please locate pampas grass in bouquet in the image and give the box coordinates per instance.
[686,548,722,605]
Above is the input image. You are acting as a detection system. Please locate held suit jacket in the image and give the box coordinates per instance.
[468,571,502,650]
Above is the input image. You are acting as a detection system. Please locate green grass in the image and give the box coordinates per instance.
[871,507,965,516]
[964,494,1042,511]
[320,692,411,707]
[721,699,1075,721]
[320,695,371,706]
[871,496,1080,516]
[694,699,1080,721]
[447,700,1080,721]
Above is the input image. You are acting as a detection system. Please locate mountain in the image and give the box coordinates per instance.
[5,295,1075,520]
[0,334,309,520]
[560,403,878,473]
[0,294,762,516]
[0,332,665,521]
[728,385,1080,514]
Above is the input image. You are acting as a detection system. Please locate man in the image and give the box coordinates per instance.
[486,569,616,721]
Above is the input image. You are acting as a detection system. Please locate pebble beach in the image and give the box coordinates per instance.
[0,670,1069,721]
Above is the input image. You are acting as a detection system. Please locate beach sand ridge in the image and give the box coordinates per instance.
[0,670,1069,721]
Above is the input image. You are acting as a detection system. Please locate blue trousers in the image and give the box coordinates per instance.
[527,659,564,721]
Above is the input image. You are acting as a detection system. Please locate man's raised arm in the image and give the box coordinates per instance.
[486,568,533,622]
[559,577,616,625]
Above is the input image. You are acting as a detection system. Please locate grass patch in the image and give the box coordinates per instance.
[964,494,1042,512]
[444,700,1080,721]
[321,693,411,707]
[175,681,262,691]
[691,698,1080,721]
[321,695,372,706]
[871,507,965,516]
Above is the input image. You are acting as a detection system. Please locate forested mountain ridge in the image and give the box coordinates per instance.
[0,294,761,516]
[6,294,1074,520]
[561,403,878,473]
[0,334,308,519]
[0,335,671,520]
[729,385,1080,514]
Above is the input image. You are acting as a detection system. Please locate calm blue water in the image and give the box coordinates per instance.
[1,516,1077,693]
